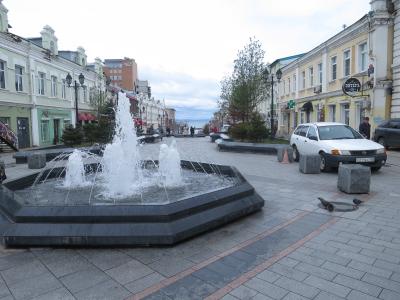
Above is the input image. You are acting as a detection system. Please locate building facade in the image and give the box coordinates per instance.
[276,0,393,138]
[0,1,104,147]
[136,93,165,132]
[103,58,138,91]
[391,0,400,118]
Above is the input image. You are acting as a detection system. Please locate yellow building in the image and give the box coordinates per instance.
[276,0,393,138]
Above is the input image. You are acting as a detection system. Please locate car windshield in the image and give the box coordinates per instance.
[317,125,363,140]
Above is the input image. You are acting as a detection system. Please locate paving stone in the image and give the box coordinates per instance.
[374,259,400,274]
[349,260,392,278]
[250,293,275,300]
[391,272,400,283]
[288,251,325,267]
[294,262,337,280]
[348,239,385,252]
[313,291,345,300]
[192,267,227,288]
[269,263,309,282]
[42,254,93,278]
[74,279,131,300]
[346,290,380,300]
[337,231,372,243]
[256,269,281,283]
[304,275,351,298]
[333,274,381,297]
[148,257,194,277]
[0,282,11,299]
[1,260,48,285]
[282,292,308,300]
[0,252,36,271]
[336,250,375,265]
[162,275,218,299]
[379,289,400,300]
[308,249,350,266]
[371,239,400,250]
[360,249,400,264]
[222,294,240,300]
[8,272,62,300]
[362,273,400,293]
[321,261,365,279]
[59,266,110,293]
[78,250,132,271]
[274,276,320,298]
[303,241,338,254]
[186,247,221,264]
[278,257,300,268]
[143,291,172,299]
[325,241,361,253]
[230,285,258,299]
[124,272,165,294]
[105,259,154,285]
[244,277,289,299]
[30,287,75,300]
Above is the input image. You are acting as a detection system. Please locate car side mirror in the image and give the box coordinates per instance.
[308,136,318,141]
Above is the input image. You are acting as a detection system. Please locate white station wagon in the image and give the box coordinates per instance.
[290,122,387,171]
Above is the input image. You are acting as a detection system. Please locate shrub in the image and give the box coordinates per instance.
[61,125,83,147]
[203,124,210,135]
[229,114,269,142]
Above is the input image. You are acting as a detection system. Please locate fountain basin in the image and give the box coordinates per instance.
[0,161,264,247]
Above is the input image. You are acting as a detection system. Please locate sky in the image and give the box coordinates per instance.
[4,0,370,120]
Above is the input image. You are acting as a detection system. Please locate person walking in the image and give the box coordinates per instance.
[359,117,371,139]
[190,126,195,137]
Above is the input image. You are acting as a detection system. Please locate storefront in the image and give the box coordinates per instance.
[37,108,72,147]
[0,105,32,149]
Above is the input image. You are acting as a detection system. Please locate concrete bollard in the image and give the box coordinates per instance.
[299,155,321,174]
[27,152,46,169]
[338,164,370,194]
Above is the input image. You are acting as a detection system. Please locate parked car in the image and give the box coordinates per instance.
[220,124,230,133]
[373,118,400,149]
[290,122,387,172]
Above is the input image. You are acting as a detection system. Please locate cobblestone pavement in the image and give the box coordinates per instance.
[0,138,400,300]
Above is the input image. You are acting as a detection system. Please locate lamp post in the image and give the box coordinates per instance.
[66,73,85,127]
[263,68,282,139]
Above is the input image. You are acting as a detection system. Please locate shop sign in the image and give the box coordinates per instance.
[342,78,361,97]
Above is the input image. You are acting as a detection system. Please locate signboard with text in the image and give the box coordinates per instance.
[342,78,361,97]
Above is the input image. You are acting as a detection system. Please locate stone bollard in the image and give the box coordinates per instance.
[27,152,46,169]
[337,164,370,194]
[277,146,294,163]
[299,155,321,174]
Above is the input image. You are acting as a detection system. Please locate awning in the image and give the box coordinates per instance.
[78,113,97,121]
[302,101,313,112]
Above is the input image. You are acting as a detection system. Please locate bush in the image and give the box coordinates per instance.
[229,114,269,142]
[83,123,99,144]
[61,125,83,147]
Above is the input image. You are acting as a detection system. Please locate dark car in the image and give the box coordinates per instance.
[374,119,400,149]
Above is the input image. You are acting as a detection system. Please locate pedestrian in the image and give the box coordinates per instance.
[359,117,371,139]
[166,127,171,136]
[190,126,195,137]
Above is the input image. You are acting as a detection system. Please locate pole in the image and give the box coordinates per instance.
[271,75,274,139]
[74,81,79,127]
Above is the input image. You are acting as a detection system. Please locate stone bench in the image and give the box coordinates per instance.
[299,155,321,174]
[338,164,370,194]
[277,146,294,163]
[27,153,46,169]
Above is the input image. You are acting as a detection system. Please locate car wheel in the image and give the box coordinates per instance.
[319,152,331,172]
[378,137,389,149]
[292,145,300,162]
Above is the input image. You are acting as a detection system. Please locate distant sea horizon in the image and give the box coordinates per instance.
[176,119,209,129]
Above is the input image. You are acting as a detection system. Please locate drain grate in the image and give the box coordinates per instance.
[318,201,358,212]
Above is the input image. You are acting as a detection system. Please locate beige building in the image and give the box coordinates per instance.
[276,0,393,138]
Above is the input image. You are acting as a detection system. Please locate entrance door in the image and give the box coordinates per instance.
[53,119,60,144]
[17,117,30,148]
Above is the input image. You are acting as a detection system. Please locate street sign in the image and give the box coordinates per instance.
[342,78,361,97]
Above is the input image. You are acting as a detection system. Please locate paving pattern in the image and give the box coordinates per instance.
[0,138,399,300]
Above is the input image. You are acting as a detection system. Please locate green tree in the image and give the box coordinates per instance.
[61,125,83,147]
[221,37,267,123]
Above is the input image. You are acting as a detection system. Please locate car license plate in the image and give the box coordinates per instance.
[356,157,375,163]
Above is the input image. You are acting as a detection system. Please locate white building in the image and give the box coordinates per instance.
[137,93,165,132]
[0,1,104,147]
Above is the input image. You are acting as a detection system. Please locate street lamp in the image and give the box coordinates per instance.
[263,68,282,139]
[66,73,85,126]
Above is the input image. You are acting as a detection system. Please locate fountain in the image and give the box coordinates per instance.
[0,93,264,247]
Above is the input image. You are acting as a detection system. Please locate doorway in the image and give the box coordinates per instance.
[17,117,30,148]
[53,119,60,144]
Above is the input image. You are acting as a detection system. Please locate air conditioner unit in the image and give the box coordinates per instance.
[313,85,322,94]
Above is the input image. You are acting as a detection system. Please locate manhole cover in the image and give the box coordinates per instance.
[318,201,358,212]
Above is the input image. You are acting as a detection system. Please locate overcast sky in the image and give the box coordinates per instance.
[5,0,370,120]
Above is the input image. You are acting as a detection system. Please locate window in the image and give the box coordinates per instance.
[83,86,87,102]
[318,63,323,85]
[328,105,336,122]
[51,76,57,97]
[0,60,5,89]
[15,65,23,92]
[331,56,337,81]
[301,71,306,89]
[359,42,368,72]
[283,80,286,96]
[63,119,71,128]
[62,79,66,99]
[341,103,350,125]
[40,119,50,142]
[307,126,317,139]
[287,78,290,95]
[309,67,314,87]
[293,75,296,93]
[300,126,309,137]
[38,72,45,95]
[344,50,351,77]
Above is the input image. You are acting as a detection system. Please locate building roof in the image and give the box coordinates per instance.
[27,37,42,47]
[269,53,306,68]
